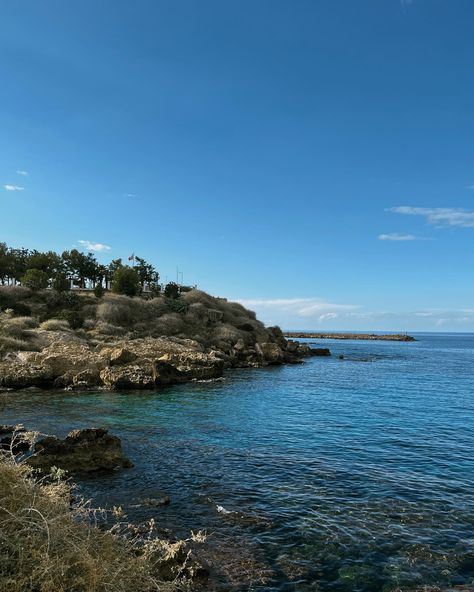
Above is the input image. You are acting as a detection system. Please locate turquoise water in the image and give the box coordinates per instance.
[2,333,474,591]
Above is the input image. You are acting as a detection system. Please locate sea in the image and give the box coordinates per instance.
[2,332,474,591]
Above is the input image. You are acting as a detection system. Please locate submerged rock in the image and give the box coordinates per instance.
[28,427,133,474]
[309,348,331,356]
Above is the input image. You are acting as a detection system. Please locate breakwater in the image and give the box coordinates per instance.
[284,331,415,341]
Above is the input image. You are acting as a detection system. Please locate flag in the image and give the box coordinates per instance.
[128,253,135,261]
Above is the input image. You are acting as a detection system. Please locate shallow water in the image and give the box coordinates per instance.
[2,333,474,591]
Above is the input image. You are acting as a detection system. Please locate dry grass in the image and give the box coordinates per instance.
[0,313,37,354]
[0,452,200,592]
[39,319,71,332]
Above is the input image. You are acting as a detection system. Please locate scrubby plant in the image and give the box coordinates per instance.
[21,269,49,291]
[0,453,201,592]
[0,336,30,355]
[94,321,128,336]
[164,282,180,299]
[52,272,70,293]
[112,267,140,297]
[58,309,85,330]
[39,319,71,332]
[149,313,185,337]
[94,283,105,299]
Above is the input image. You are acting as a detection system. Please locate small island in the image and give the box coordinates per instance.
[283,332,416,342]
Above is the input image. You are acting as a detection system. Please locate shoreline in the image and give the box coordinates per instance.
[283,332,415,342]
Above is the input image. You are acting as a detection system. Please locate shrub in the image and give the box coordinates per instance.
[149,313,185,336]
[0,314,37,341]
[58,310,85,330]
[94,321,127,336]
[0,336,30,354]
[60,291,80,310]
[148,283,161,298]
[21,269,49,291]
[7,301,32,317]
[0,454,196,592]
[40,319,71,332]
[164,282,180,299]
[97,295,168,329]
[112,267,140,297]
[94,284,105,299]
[52,272,70,293]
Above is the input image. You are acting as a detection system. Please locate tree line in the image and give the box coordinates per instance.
[0,242,163,297]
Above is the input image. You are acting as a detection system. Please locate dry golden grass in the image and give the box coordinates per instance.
[0,452,198,592]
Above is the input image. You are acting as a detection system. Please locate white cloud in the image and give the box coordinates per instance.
[4,184,25,191]
[124,193,138,198]
[77,240,111,252]
[234,297,474,331]
[16,170,29,176]
[388,206,474,228]
[235,297,359,327]
[378,233,418,241]
[319,312,338,322]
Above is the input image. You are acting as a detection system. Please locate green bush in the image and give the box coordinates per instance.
[112,267,140,297]
[58,310,85,330]
[52,272,70,293]
[164,282,180,299]
[21,269,49,291]
[94,284,105,299]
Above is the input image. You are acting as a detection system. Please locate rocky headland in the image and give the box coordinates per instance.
[0,287,326,392]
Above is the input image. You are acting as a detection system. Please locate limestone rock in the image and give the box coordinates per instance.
[108,347,137,366]
[0,362,55,389]
[28,427,133,474]
[256,342,284,364]
[100,364,155,390]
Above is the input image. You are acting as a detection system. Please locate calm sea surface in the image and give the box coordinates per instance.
[2,333,474,591]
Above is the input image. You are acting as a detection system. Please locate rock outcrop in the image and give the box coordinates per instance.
[0,290,330,391]
[27,427,133,474]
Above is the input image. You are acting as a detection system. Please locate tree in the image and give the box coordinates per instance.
[21,269,49,291]
[26,250,63,278]
[8,248,29,285]
[107,258,123,289]
[112,266,140,297]
[0,242,9,284]
[134,256,159,290]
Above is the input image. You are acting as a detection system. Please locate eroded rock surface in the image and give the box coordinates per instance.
[27,427,133,474]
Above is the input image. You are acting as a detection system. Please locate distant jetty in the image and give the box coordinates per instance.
[283,332,416,342]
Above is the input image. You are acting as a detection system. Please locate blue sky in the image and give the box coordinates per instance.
[1,0,474,331]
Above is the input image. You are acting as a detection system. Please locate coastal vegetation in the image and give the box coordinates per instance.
[0,242,160,293]
[0,242,320,392]
[0,443,204,591]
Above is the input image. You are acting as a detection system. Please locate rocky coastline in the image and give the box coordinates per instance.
[0,288,330,392]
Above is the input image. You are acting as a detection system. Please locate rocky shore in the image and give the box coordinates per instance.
[283,331,415,342]
[0,287,331,391]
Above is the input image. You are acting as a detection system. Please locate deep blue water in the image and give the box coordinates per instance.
[2,333,474,591]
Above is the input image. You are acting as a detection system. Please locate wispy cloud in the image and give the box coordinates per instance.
[236,297,359,325]
[378,233,418,241]
[16,170,29,176]
[4,184,25,191]
[77,240,111,252]
[124,193,138,198]
[234,297,474,331]
[388,206,474,228]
